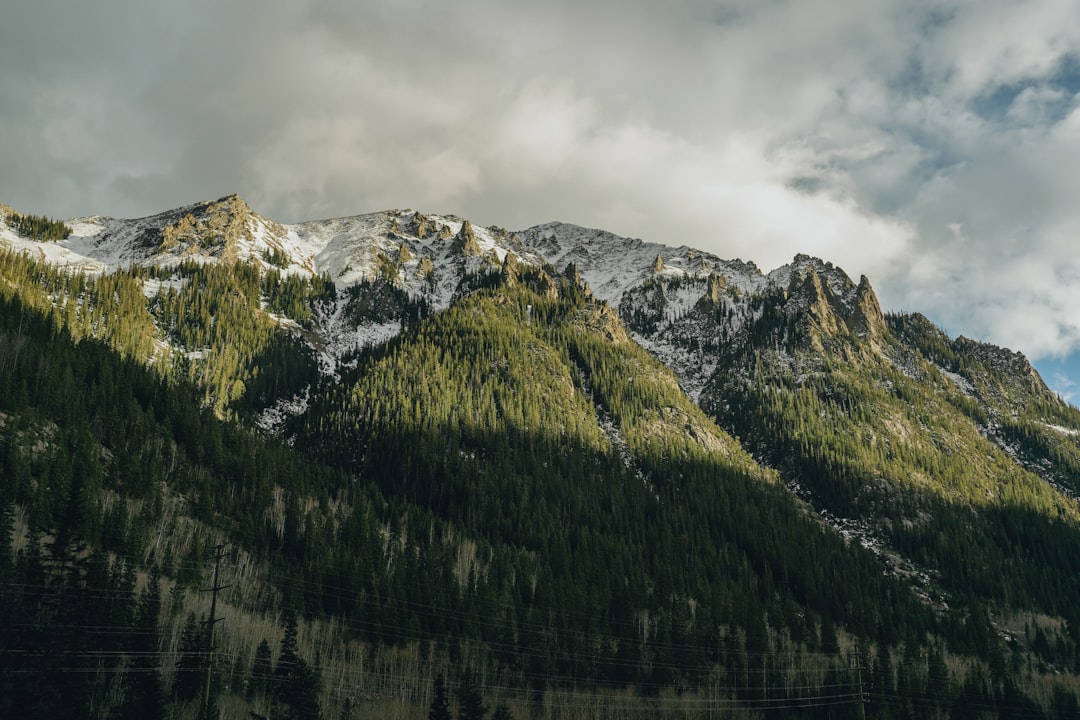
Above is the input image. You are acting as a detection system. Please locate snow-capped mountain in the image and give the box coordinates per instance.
[0,195,899,402]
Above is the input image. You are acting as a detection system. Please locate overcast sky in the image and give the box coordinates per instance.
[4,0,1080,401]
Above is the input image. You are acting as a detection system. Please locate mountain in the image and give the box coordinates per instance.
[2,196,1080,720]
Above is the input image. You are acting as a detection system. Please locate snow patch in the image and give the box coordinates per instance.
[140,277,187,299]
[254,388,311,440]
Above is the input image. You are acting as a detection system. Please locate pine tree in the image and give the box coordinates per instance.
[429,674,451,720]
[248,638,273,701]
[173,613,205,701]
[273,610,322,720]
[120,570,165,720]
[455,669,487,720]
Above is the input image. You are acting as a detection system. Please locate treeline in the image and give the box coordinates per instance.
[0,247,159,362]
[888,310,1080,499]
[5,211,71,241]
[150,260,325,416]
[0,248,329,419]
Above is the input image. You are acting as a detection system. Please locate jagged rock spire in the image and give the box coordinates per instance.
[850,274,886,343]
[158,194,255,262]
[563,261,593,299]
[453,220,481,255]
[501,252,520,285]
[706,272,727,303]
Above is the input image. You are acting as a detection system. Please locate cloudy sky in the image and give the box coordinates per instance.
[4,0,1080,400]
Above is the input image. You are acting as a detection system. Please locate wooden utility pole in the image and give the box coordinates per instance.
[202,544,229,719]
[853,651,866,720]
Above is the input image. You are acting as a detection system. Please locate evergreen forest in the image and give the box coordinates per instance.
[2,206,1080,720]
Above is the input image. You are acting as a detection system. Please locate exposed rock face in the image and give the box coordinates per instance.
[563,261,582,285]
[790,267,844,353]
[158,194,254,262]
[397,242,413,264]
[409,212,435,239]
[850,275,887,344]
[538,271,559,300]
[705,273,727,304]
[771,257,888,357]
[452,220,481,256]
[652,254,665,273]
[562,262,594,300]
[501,252,519,285]
[954,337,1051,396]
[522,267,559,300]
[576,302,630,344]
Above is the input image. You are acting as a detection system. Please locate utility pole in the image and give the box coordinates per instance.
[853,651,866,720]
[202,544,230,719]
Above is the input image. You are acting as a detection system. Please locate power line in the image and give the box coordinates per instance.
[3,530,1075,718]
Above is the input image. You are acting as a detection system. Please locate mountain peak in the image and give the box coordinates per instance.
[850,274,887,344]
[155,194,257,259]
[954,336,1052,398]
[451,219,482,256]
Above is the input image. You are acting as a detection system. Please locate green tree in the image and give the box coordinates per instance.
[248,638,273,701]
[273,610,321,720]
[455,669,487,720]
[120,570,165,720]
[429,674,452,720]
[173,613,205,701]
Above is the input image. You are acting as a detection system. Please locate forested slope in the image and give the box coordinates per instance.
[2,205,1080,719]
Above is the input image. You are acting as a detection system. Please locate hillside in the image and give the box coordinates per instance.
[2,197,1080,719]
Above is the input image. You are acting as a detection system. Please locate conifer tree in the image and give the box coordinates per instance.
[121,570,165,720]
[455,669,487,720]
[273,610,322,720]
[429,674,451,720]
[174,613,205,701]
[248,638,273,701]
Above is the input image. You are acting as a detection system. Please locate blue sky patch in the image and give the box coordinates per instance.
[1034,353,1080,407]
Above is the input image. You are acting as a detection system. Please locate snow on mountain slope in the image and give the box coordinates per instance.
[515,221,767,304]
[511,222,881,400]
[288,210,544,310]
[0,195,876,401]
[0,211,111,274]
[3,196,282,273]
[3,196,858,327]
